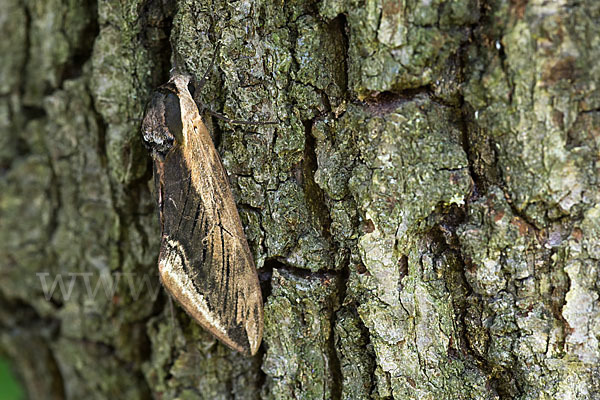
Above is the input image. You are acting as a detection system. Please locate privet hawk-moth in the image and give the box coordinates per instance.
[141,73,263,356]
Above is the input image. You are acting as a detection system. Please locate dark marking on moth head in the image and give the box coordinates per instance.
[141,86,183,157]
[186,80,196,98]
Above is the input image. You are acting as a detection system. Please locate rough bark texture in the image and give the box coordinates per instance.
[0,0,599,399]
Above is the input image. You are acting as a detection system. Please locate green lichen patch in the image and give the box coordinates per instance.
[319,0,479,96]
[262,181,334,270]
[356,236,494,399]
[457,185,600,396]
[561,204,600,365]
[312,97,471,310]
[263,268,340,400]
[334,308,375,400]
[458,2,600,395]
[0,0,26,96]
[463,0,600,226]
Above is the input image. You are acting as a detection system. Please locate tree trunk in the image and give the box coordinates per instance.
[1,0,599,399]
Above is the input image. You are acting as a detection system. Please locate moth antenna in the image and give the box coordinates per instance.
[207,109,277,126]
[192,41,222,98]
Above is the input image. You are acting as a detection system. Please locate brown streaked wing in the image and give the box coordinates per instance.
[154,74,263,356]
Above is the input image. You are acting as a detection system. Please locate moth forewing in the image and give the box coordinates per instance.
[141,73,264,356]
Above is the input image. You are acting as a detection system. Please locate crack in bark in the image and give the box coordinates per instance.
[328,262,350,400]
[302,119,334,244]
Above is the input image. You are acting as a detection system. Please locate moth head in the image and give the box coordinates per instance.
[141,87,184,157]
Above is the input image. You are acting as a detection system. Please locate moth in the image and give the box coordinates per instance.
[141,73,263,356]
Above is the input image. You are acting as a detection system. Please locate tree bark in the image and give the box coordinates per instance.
[1,0,599,399]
